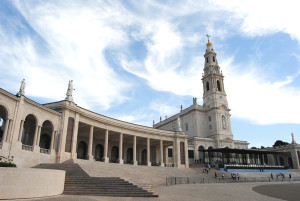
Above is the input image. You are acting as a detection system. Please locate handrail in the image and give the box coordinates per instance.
[22,144,33,152]
[166,176,300,186]
[40,148,50,154]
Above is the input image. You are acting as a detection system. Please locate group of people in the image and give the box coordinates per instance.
[230,173,240,181]
[271,172,293,182]
[202,164,211,174]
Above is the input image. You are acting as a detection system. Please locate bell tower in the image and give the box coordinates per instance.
[202,35,233,142]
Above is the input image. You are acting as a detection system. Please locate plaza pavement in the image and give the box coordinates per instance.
[11,182,300,201]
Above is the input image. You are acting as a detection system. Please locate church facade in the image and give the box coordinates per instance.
[154,39,248,163]
[1,38,299,169]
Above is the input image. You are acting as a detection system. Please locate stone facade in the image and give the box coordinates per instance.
[0,85,188,168]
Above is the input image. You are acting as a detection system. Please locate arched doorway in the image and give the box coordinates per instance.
[208,146,214,164]
[111,146,119,163]
[126,148,133,163]
[94,144,104,161]
[198,146,205,163]
[40,120,53,150]
[40,134,51,149]
[21,114,37,146]
[279,157,284,166]
[141,149,147,165]
[0,105,8,142]
[77,141,87,159]
[288,157,293,168]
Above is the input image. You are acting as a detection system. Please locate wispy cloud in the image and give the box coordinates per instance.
[1,0,300,127]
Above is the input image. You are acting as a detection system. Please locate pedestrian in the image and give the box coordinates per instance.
[282,173,285,181]
[202,166,205,173]
[270,173,273,180]
[237,173,240,181]
[289,173,292,182]
[231,173,233,180]
[222,173,224,181]
[215,172,217,179]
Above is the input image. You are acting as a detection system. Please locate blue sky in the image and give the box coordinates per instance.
[1,0,300,148]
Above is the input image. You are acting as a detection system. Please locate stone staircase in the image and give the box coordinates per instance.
[34,163,158,197]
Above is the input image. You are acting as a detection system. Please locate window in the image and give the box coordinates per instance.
[206,82,209,91]
[217,80,221,91]
[213,56,215,62]
[168,148,173,157]
[222,115,226,129]
[188,150,194,158]
[206,57,208,63]
[209,125,212,130]
[185,123,188,131]
[208,116,211,121]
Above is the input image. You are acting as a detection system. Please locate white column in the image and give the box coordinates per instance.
[164,146,168,165]
[119,133,123,164]
[103,129,109,162]
[147,138,151,166]
[36,126,41,146]
[87,126,94,160]
[133,135,137,165]
[173,141,176,167]
[33,125,41,152]
[50,130,55,153]
[1,118,10,142]
[184,138,189,168]
[33,125,39,146]
[160,140,164,167]
[18,120,24,141]
[71,114,79,158]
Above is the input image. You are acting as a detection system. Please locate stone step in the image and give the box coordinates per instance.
[34,162,158,197]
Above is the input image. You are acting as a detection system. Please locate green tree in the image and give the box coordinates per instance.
[272,140,289,147]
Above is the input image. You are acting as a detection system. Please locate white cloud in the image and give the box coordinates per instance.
[0,0,134,110]
[210,0,300,42]
[221,57,300,125]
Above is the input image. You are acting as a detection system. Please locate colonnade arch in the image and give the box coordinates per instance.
[72,120,178,167]
[21,114,37,146]
[94,144,104,161]
[0,105,8,142]
[40,120,53,150]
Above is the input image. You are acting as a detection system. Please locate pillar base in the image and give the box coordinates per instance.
[160,163,165,167]
[147,162,151,166]
[133,160,138,165]
[33,146,40,153]
[104,157,109,163]
[88,155,94,161]
[71,152,77,159]
[0,142,10,150]
[118,159,124,164]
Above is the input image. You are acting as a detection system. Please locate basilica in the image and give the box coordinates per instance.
[0,38,299,169]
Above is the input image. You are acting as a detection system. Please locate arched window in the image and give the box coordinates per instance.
[213,56,215,62]
[206,57,209,63]
[77,141,87,159]
[222,115,226,129]
[94,144,104,161]
[206,82,209,91]
[208,116,211,122]
[217,80,221,91]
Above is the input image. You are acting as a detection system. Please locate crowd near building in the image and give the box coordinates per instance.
[0,37,299,169]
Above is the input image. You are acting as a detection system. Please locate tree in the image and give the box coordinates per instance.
[250,146,258,149]
[272,140,289,147]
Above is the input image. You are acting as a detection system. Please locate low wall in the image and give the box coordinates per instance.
[226,169,290,173]
[0,168,65,199]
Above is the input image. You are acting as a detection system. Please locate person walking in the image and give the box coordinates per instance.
[271,173,273,180]
[237,173,240,181]
[215,172,217,179]
[222,173,224,181]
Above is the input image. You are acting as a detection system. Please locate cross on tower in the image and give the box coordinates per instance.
[206,34,210,42]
